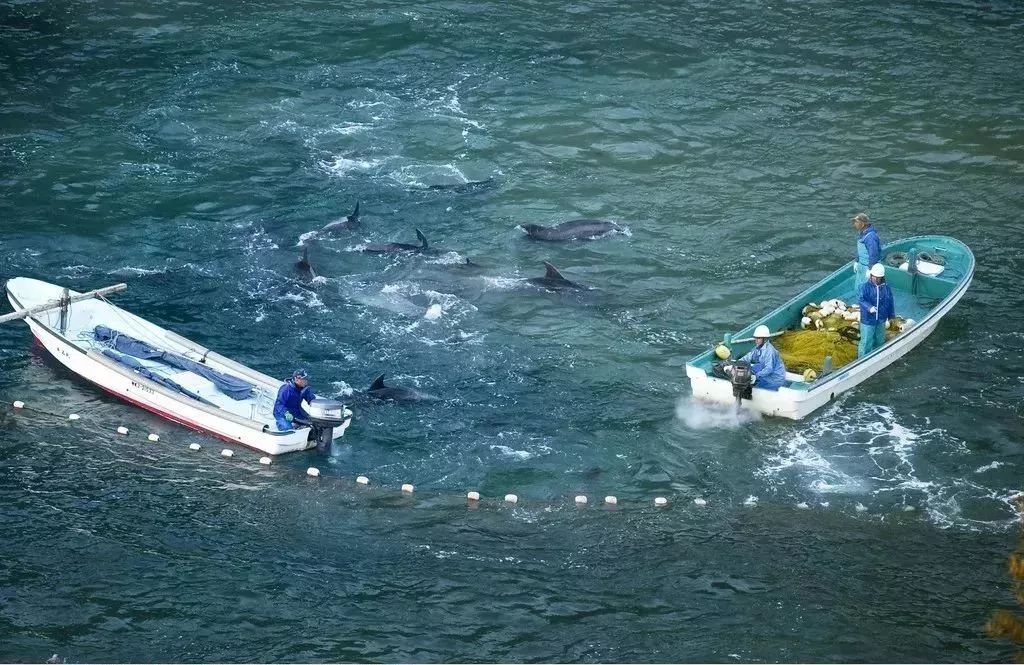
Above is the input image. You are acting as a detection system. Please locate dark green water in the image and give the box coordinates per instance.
[2,0,1024,661]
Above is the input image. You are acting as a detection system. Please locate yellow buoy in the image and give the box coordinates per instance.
[714,344,731,360]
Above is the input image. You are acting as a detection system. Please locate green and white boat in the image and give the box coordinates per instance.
[685,236,975,419]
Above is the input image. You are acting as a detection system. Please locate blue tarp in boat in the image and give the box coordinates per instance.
[94,325,254,400]
[100,349,217,406]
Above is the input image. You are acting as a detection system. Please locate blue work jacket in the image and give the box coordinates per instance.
[857,225,882,269]
[740,340,787,391]
[858,280,896,326]
[273,380,316,431]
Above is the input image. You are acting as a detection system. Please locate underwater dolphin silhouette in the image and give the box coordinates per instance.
[520,219,622,241]
[425,177,495,192]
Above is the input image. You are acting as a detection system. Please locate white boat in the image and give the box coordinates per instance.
[685,235,975,419]
[3,277,351,455]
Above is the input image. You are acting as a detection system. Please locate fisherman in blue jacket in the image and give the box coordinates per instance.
[852,213,882,288]
[858,264,896,358]
[274,369,315,431]
[737,325,787,391]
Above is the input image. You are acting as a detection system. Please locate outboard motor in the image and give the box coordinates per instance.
[729,360,754,412]
[306,398,348,452]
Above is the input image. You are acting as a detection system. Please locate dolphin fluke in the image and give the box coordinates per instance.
[369,373,386,391]
[416,229,428,249]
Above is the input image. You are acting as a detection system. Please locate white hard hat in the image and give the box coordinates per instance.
[870,263,885,278]
[753,324,771,339]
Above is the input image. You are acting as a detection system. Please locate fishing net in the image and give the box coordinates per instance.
[775,299,910,375]
[775,329,858,373]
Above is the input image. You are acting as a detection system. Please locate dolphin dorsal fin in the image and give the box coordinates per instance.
[351,201,360,220]
[301,247,309,262]
[543,261,566,281]
[416,228,428,249]
[369,373,386,391]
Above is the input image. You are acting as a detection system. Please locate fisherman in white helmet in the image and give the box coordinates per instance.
[737,324,787,391]
[857,263,896,358]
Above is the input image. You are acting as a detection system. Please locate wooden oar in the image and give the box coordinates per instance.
[0,283,127,325]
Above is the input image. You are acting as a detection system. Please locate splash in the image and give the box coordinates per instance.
[426,251,469,266]
[296,229,319,246]
[317,155,383,177]
[675,397,761,430]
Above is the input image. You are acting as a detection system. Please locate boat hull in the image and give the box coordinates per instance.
[685,235,973,419]
[687,312,944,419]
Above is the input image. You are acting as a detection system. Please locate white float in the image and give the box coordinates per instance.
[259,456,272,465]
[12,400,24,409]
[188,443,201,451]
[356,475,369,485]
[148,433,159,442]
[654,497,668,507]
[116,426,129,435]
[467,491,480,501]
[220,449,233,458]
[693,498,708,507]
[68,413,80,421]
[574,495,588,505]
[307,467,320,477]
[604,496,618,505]
[504,493,518,504]
[401,483,414,493]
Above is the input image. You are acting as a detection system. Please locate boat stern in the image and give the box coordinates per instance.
[686,363,806,420]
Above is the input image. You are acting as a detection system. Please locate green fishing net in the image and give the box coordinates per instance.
[775,329,858,374]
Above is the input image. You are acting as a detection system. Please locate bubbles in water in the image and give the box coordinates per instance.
[674,397,761,430]
[756,402,1018,530]
[318,155,383,177]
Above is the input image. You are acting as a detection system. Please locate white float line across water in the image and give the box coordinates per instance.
[0,399,962,516]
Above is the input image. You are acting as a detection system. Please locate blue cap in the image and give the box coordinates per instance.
[293,369,309,380]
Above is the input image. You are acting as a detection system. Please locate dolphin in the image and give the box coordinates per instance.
[367,373,436,402]
[296,247,316,280]
[527,261,587,291]
[363,229,431,254]
[318,201,360,235]
[520,219,622,241]
[426,177,495,192]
